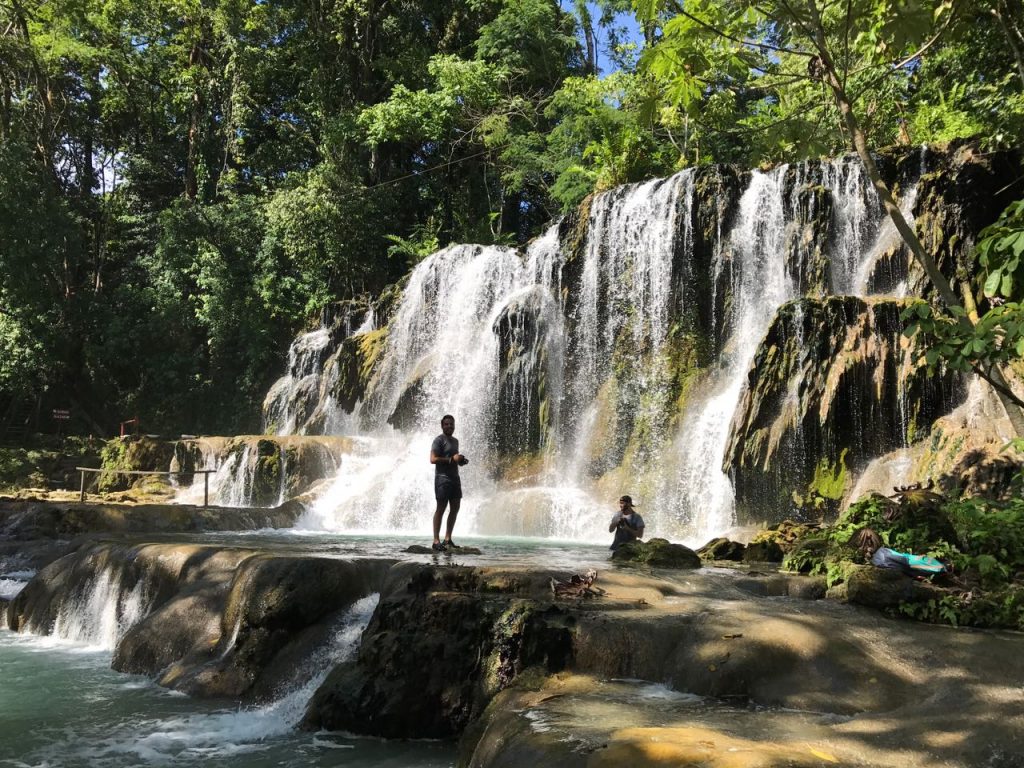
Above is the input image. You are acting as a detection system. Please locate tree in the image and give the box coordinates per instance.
[637,0,1024,435]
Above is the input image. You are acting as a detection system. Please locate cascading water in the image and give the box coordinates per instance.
[119,593,381,754]
[661,166,797,541]
[1,593,415,767]
[263,327,333,436]
[564,172,694,467]
[30,559,152,651]
[271,152,938,545]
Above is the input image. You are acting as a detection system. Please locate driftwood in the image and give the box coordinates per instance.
[550,568,604,599]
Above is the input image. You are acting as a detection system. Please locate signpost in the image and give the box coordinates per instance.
[52,408,70,438]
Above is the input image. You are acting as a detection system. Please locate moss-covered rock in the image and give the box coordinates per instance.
[611,538,702,569]
[726,296,961,525]
[829,564,947,610]
[98,436,175,494]
[696,537,746,561]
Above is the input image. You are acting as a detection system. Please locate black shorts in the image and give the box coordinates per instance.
[435,477,462,502]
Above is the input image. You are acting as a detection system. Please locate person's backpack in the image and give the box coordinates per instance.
[871,547,946,576]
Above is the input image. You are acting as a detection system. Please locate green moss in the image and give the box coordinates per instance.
[809,449,849,501]
[358,328,388,382]
[98,438,132,493]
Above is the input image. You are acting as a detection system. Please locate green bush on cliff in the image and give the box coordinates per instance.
[785,476,1024,630]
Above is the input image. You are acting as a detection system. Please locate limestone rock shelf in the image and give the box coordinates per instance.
[3,536,1022,767]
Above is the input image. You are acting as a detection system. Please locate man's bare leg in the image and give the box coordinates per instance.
[444,498,461,544]
[433,500,448,544]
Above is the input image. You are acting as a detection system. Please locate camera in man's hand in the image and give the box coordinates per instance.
[457,455,469,466]
[617,517,628,529]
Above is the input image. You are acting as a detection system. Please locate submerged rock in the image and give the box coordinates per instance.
[611,538,702,569]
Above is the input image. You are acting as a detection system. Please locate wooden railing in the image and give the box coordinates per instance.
[75,467,217,506]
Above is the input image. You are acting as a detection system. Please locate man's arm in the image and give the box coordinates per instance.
[609,513,622,533]
[621,516,643,538]
[430,440,461,465]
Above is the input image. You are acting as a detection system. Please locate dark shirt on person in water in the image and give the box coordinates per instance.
[431,434,461,480]
[609,511,645,550]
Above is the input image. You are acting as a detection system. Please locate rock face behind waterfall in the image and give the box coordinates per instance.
[726,297,962,519]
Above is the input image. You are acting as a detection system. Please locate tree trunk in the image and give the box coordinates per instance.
[805,0,1024,436]
[992,0,1024,90]
[185,39,203,201]
[574,0,597,74]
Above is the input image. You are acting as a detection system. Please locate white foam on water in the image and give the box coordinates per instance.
[0,577,28,599]
[35,594,380,765]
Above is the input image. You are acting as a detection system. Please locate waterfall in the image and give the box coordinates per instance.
[128,594,380,753]
[263,327,333,436]
[661,166,797,541]
[268,148,960,544]
[301,244,542,532]
[30,558,153,651]
[564,171,693,458]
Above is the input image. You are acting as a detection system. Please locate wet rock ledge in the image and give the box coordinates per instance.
[3,540,1023,767]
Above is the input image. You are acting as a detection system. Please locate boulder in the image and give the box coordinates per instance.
[611,538,702,569]
[742,539,784,563]
[696,537,745,561]
[830,563,947,610]
[303,563,574,739]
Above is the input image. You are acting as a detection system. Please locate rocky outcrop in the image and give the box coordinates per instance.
[6,541,391,699]
[6,541,1024,767]
[493,288,562,456]
[726,296,963,521]
[304,563,574,738]
[97,435,176,494]
[611,538,702,568]
[172,435,351,506]
[850,378,1024,503]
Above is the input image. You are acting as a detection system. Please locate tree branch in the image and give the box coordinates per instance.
[666,0,814,57]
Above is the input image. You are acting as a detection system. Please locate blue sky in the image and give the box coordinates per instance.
[558,1,646,76]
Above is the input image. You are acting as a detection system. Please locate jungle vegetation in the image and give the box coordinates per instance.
[2,0,1024,435]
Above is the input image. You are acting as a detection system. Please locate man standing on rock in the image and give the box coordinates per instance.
[431,414,467,551]
[609,495,644,551]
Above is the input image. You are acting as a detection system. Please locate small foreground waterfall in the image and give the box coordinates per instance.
[258,147,989,544]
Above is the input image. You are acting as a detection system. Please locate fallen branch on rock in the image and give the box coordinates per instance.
[550,569,604,599]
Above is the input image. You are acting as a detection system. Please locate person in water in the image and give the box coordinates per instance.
[430,414,467,551]
[608,495,644,550]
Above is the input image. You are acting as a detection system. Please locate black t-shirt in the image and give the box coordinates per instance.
[432,434,460,481]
